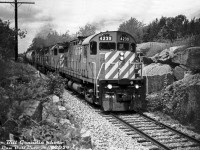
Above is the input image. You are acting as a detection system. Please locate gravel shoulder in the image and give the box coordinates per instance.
[62,90,148,150]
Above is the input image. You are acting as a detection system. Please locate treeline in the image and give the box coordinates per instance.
[118,15,200,43]
[1,14,200,58]
[142,15,200,42]
[29,15,200,52]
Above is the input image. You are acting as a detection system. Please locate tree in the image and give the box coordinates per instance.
[173,15,187,38]
[0,18,27,59]
[0,19,15,59]
[77,23,97,37]
[118,17,144,43]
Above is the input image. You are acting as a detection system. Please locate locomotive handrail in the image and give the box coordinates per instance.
[96,63,105,98]
[90,62,96,95]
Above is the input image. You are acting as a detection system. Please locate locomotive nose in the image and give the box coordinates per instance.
[104,51,136,80]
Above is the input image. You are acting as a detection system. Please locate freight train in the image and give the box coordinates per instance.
[26,31,146,111]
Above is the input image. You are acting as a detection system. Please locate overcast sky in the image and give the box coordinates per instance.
[0,0,200,53]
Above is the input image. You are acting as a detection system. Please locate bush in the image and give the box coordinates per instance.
[146,92,164,111]
[0,61,66,140]
[46,73,66,98]
[0,60,92,149]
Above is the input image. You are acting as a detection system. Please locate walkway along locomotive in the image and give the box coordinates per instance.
[26,31,147,111]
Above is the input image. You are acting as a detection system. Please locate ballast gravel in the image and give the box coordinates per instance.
[62,90,148,150]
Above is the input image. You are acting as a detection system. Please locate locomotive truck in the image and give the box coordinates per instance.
[26,31,146,111]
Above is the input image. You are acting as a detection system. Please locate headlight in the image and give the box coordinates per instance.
[120,52,124,56]
[135,84,140,89]
[119,56,124,61]
[107,84,112,89]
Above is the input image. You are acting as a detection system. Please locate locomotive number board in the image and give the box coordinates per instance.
[120,35,130,41]
[99,35,112,41]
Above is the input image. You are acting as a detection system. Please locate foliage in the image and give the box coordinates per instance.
[0,60,90,149]
[0,61,67,141]
[0,19,15,59]
[0,18,27,59]
[146,92,164,111]
[46,72,66,98]
[0,60,91,148]
[118,17,144,43]
[77,23,97,37]
[142,15,200,43]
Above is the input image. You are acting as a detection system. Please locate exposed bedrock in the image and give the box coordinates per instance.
[172,47,200,72]
[162,74,200,131]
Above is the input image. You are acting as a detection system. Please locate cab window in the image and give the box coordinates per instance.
[131,43,136,53]
[59,48,64,53]
[117,43,129,51]
[90,41,97,55]
[54,48,58,55]
[99,42,116,50]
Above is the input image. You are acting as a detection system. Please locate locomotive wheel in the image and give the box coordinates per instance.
[84,92,94,104]
[84,88,94,104]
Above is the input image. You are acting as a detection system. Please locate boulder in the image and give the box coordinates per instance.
[20,100,42,122]
[137,42,169,57]
[143,63,174,93]
[158,46,184,58]
[150,46,182,68]
[52,95,60,103]
[172,47,200,72]
[173,65,189,80]
[163,73,200,131]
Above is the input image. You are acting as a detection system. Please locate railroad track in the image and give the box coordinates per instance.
[98,112,200,150]
[69,91,200,149]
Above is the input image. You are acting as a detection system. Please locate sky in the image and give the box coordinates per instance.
[0,0,200,53]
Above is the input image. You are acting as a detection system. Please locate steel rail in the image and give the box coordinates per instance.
[139,112,200,146]
[111,113,171,150]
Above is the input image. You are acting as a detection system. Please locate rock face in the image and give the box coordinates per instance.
[137,42,169,57]
[172,47,200,72]
[140,44,200,132]
[142,46,200,92]
[163,74,200,131]
[173,65,188,80]
[142,64,174,93]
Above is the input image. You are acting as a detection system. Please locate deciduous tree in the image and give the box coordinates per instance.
[118,17,144,43]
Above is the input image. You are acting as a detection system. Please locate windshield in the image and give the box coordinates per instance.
[99,42,116,50]
[117,43,129,51]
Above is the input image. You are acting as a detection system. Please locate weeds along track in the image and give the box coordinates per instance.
[97,111,200,150]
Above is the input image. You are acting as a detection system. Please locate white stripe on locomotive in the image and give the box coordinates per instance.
[59,54,64,68]
[105,51,119,70]
[117,53,135,78]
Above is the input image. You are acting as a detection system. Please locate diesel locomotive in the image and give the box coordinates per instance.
[26,31,146,111]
